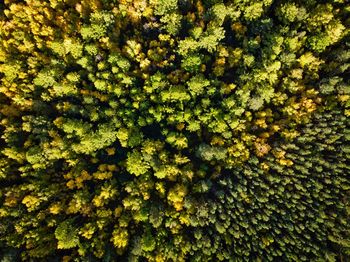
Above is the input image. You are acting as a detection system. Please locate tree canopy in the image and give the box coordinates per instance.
[0,0,349,261]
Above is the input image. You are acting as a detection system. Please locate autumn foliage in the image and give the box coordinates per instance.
[0,0,349,261]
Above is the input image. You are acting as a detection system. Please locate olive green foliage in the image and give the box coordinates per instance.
[0,0,349,261]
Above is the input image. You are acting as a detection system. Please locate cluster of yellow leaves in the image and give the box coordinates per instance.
[22,195,42,211]
[93,164,117,180]
[227,139,250,165]
[49,203,62,214]
[283,96,317,123]
[167,184,187,211]
[111,227,129,249]
[65,170,92,189]
[66,195,91,215]
[92,184,118,207]
[79,223,96,239]
[272,149,293,166]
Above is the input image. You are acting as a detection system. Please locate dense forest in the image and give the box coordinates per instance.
[0,0,349,261]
